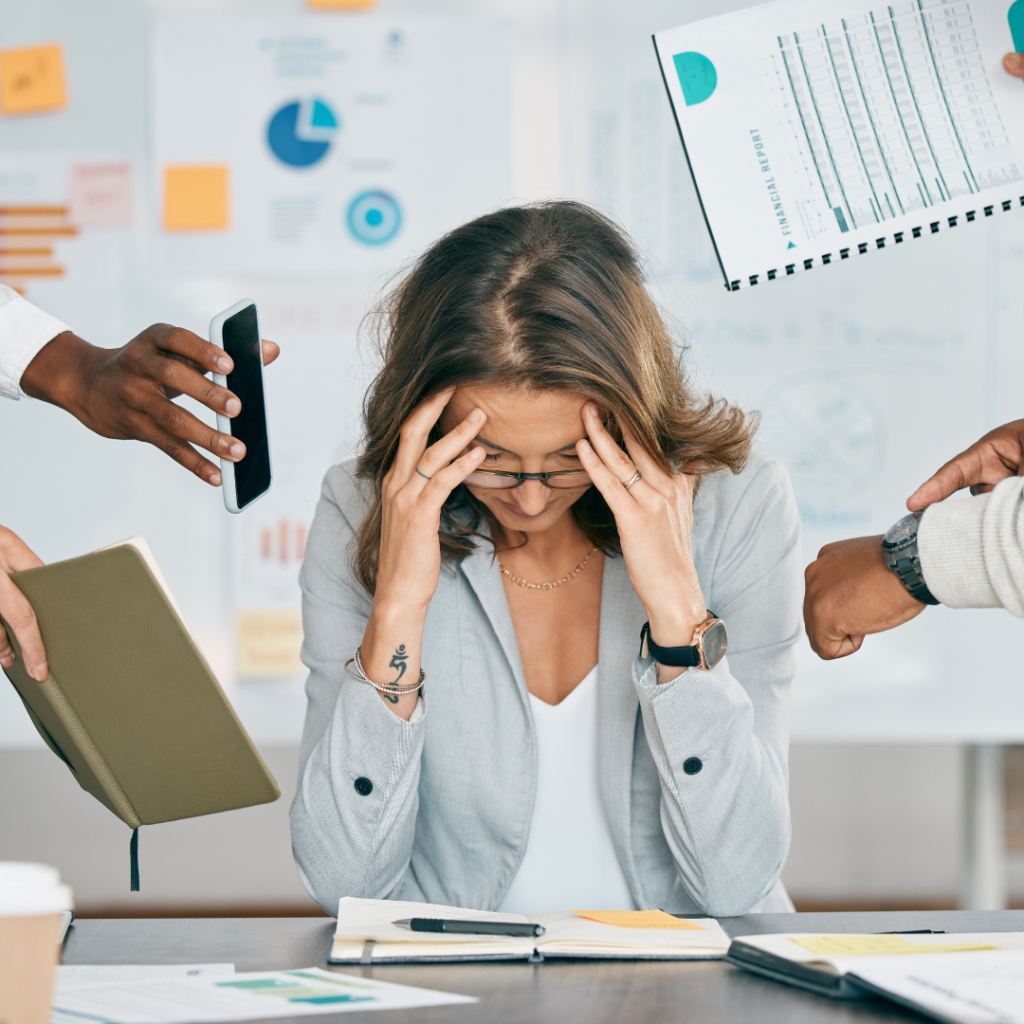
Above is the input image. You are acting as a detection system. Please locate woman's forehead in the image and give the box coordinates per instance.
[448,386,589,450]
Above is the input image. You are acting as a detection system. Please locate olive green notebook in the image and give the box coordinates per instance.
[2,537,279,854]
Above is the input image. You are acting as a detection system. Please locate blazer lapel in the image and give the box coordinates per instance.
[458,546,530,705]
[597,553,647,898]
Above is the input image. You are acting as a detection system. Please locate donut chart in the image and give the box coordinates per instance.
[267,98,338,168]
[346,190,402,245]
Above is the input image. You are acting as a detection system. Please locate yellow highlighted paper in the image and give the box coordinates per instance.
[792,935,996,957]
[572,910,707,931]
[0,43,68,117]
[163,165,229,231]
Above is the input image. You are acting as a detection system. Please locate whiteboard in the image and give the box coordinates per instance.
[1,0,1023,748]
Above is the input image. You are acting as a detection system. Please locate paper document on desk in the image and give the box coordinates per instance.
[847,948,1024,1024]
[50,966,474,1023]
[56,964,235,989]
[727,932,1024,999]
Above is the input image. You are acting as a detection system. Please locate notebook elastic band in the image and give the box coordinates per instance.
[130,827,140,891]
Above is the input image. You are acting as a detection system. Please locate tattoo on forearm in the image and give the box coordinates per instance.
[382,644,409,703]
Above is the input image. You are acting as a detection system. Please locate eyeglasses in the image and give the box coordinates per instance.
[464,468,593,490]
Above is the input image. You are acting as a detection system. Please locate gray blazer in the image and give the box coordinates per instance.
[291,452,801,917]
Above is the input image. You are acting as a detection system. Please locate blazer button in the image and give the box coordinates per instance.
[354,777,373,796]
[683,757,703,776]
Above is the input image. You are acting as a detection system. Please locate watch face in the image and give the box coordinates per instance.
[883,512,920,550]
[702,621,728,668]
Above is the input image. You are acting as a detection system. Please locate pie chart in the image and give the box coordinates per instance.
[267,98,339,168]
[346,191,402,245]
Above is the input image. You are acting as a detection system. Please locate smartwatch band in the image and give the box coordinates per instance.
[639,619,707,667]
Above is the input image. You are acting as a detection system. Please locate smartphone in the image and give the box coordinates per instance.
[210,299,272,513]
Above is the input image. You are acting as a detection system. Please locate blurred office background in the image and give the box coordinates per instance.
[1,0,1023,915]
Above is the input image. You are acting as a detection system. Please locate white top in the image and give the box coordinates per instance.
[495,665,636,915]
[0,282,70,400]
[920,476,1024,617]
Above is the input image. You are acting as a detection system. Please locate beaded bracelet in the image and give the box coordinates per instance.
[344,645,425,697]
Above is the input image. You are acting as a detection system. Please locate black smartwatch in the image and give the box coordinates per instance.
[881,511,939,605]
[639,613,728,670]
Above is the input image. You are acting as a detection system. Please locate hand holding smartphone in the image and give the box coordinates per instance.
[210,299,272,513]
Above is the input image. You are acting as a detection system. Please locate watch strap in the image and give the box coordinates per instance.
[888,553,940,605]
[639,619,707,667]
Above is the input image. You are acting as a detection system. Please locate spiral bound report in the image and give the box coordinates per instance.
[654,0,1024,291]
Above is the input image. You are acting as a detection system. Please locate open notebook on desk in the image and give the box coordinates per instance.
[330,898,731,963]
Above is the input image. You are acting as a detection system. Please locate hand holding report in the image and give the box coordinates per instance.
[655,0,1024,290]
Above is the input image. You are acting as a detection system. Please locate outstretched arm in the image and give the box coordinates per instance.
[21,326,279,486]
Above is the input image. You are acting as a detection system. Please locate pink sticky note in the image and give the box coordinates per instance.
[70,162,133,225]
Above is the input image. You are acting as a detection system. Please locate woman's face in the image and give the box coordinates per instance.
[440,386,594,535]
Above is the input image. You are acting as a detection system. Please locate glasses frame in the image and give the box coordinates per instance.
[465,468,592,489]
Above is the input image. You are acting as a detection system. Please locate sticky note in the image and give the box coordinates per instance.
[572,910,707,931]
[791,935,996,957]
[236,610,303,678]
[163,165,229,232]
[307,0,377,8]
[0,44,68,117]
[70,163,133,225]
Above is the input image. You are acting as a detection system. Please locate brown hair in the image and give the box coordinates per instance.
[353,201,756,595]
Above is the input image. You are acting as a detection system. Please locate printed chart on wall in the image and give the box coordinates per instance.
[0,154,130,335]
[654,0,1024,289]
[153,16,511,276]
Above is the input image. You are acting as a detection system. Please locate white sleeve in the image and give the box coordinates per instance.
[918,477,1024,617]
[0,283,71,400]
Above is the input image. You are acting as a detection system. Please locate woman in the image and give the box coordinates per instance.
[291,202,800,917]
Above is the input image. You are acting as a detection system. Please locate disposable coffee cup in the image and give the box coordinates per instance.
[0,863,74,1024]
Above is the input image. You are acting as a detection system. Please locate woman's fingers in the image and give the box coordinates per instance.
[576,438,633,518]
[424,446,488,500]
[581,404,639,485]
[417,408,486,479]
[618,421,671,488]
[389,388,456,484]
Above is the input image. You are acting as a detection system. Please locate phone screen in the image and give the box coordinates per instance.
[222,304,271,509]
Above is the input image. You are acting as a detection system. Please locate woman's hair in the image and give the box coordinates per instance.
[353,201,756,595]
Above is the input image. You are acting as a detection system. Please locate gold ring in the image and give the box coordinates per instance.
[622,470,642,489]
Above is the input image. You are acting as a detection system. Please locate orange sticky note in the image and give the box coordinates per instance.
[307,0,377,8]
[0,44,68,117]
[163,165,229,231]
[572,910,707,930]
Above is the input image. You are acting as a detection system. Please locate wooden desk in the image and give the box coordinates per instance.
[62,910,1024,1023]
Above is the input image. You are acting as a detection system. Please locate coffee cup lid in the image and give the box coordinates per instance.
[0,862,74,916]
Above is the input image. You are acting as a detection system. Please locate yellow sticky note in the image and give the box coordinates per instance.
[236,609,303,678]
[792,935,996,957]
[0,44,68,117]
[163,165,229,231]
[572,910,707,931]
[307,0,377,8]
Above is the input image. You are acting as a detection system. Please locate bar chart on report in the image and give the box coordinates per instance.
[773,1,1019,242]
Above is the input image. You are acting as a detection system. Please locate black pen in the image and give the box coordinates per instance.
[393,918,545,938]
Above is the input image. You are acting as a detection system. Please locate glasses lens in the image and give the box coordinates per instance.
[546,471,592,489]
[464,471,520,489]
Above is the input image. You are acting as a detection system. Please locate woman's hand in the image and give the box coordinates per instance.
[375,390,487,612]
[576,403,706,682]
[361,389,486,718]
